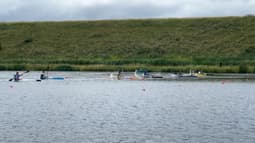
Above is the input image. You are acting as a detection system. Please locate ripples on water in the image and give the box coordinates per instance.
[0,72,255,143]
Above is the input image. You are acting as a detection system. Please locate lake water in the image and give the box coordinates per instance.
[0,72,255,143]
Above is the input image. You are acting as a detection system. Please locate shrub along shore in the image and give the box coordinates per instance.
[0,16,255,73]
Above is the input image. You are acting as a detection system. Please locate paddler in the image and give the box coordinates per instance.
[117,70,121,80]
[9,71,29,82]
[40,71,47,80]
[13,71,21,82]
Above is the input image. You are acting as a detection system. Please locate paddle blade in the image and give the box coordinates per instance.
[9,78,13,81]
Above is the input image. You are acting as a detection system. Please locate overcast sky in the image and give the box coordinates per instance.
[0,0,255,21]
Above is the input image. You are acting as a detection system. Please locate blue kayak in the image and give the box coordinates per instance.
[36,77,65,82]
[48,77,65,80]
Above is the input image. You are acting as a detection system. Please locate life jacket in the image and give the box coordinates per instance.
[40,74,47,80]
[14,74,20,81]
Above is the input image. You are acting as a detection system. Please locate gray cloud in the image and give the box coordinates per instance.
[0,0,255,21]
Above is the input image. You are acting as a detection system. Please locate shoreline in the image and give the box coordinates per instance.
[0,64,254,73]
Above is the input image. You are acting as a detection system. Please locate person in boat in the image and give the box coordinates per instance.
[14,71,21,82]
[117,70,122,80]
[40,71,47,80]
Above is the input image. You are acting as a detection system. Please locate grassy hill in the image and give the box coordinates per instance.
[0,16,255,72]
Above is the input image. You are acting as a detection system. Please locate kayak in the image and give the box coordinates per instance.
[110,72,123,80]
[134,69,150,79]
[48,77,65,80]
[37,77,65,81]
[9,78,41,82]
[179,74,197,78]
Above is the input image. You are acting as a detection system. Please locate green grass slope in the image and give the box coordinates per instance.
[0,16,255,72]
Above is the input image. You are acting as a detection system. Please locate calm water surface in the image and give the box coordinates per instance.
[0,72,255,143]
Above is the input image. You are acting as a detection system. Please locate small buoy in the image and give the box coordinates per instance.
[142,88,146,91]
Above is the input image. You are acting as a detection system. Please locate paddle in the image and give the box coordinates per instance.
[46,64,49,80]
[9,71,30,81]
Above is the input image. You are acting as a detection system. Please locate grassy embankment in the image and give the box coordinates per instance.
[0,16,255,73]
